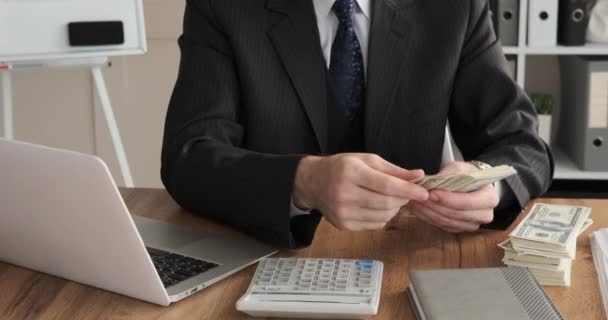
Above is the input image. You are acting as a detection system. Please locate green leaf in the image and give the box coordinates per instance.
[529,93,554,115]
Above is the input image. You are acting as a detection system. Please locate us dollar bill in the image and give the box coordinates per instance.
[509,203,591,248]
[498,219,593,253]
[500,205,592,287]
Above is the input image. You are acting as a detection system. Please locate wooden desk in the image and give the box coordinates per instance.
[0,189,605,319]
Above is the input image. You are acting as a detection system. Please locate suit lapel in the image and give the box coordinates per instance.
[365,0,419,151]
[267,0,328,153]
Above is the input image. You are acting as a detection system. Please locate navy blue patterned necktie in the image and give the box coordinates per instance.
[329,0,365,121]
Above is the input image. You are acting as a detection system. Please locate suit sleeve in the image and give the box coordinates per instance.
[448,0,554,228]
[161,0,322,248]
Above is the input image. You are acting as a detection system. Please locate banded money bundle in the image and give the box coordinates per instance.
[400,165,517,218]
[413,165,517,192]
[590,229,608,316]
[500,203,593,286]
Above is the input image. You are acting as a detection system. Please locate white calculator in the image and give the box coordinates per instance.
[236,258,383,319]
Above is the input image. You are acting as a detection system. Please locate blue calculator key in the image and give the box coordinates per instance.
[359,261,375,269]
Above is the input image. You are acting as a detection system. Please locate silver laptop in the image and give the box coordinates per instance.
[0,139,277,306]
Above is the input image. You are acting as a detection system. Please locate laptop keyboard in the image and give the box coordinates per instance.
[147,247,219,288]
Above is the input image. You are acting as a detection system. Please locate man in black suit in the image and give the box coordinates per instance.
[161,0,553,248]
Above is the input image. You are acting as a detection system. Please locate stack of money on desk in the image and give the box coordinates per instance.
[590,229,608,316]
[499,203,593,286]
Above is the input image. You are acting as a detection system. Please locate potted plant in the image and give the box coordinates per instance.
[530,93,554,145]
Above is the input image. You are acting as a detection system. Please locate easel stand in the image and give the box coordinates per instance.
[0,57,134,187]
[1,70,13,140]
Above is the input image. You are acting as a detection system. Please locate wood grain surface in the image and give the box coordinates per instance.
[0,189,605,319]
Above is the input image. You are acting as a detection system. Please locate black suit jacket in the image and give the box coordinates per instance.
[161,0,554,248]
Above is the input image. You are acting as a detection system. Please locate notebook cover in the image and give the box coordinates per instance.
[407,267,563,320]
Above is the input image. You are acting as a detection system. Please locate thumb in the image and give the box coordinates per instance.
[366,156,425,181]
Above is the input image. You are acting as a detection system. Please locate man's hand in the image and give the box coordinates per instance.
[293,154,429,231]
[408,161,500,232]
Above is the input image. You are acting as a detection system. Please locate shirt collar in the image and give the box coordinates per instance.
[313,0,372,20]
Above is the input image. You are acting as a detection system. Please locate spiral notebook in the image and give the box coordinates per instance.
[406,267,563,320]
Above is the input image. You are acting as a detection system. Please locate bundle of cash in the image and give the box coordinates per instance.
[413,165,517,192]
[400,165,517,218]
[500,203,593,286]
[590,229,608,316]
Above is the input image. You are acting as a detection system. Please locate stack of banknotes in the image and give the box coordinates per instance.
[590,228,608,316]
[499,203,593,286]
[412,165,517,192]
[400,165,517,218]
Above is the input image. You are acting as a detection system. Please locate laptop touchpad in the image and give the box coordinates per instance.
[133,216,206,250]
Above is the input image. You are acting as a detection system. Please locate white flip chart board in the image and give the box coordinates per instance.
[0,0,147,64]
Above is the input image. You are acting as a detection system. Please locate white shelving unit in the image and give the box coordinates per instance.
[505,0,608,181]
[552,149,608,180]
[504,44,608,56]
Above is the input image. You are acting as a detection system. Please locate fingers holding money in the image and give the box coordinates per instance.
[409,185,499,232]
[357,164,428,201]
[293,153,430,232]
[416,200,493,226]
[352,187,412,210]
[430,185,500,211]
[410,201,482,232]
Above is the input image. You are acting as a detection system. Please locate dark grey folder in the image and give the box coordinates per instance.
[506,56,517,80]
[406,267,563,320]
[497,0,520,46]
[559,56,608,171]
